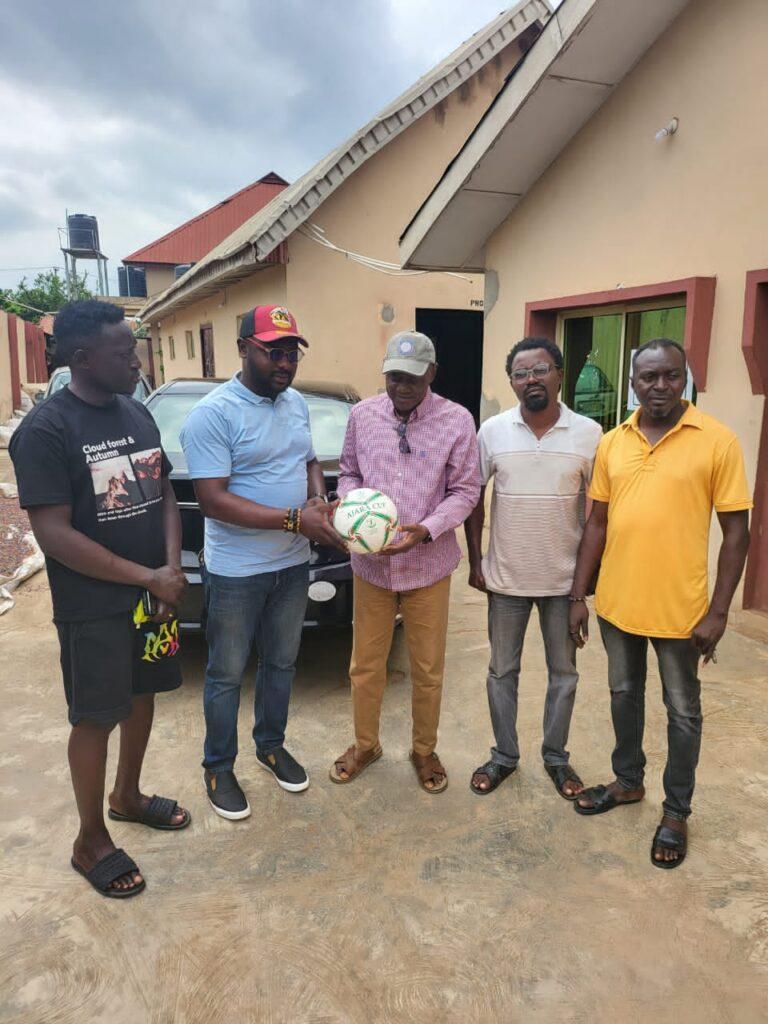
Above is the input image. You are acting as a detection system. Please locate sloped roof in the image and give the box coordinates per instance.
[400,0,692,270]
[124,172,288,267]
[140,0,551,322]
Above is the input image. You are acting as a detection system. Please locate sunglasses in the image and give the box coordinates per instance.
[247,338,304,363]
[395,419,411,454]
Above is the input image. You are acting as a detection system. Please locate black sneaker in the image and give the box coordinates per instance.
[205,769,251,820]
[256,747,309,792]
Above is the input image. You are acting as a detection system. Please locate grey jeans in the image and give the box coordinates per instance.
[486,593,578,768]
[598,616,702,821]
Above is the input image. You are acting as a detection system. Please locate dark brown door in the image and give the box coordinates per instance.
[200,324,215,378]
[415,308,484,425]
[744,405,768,613]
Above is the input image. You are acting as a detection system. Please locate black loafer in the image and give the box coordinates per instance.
[205,769,251,820]
[256,747,309,792]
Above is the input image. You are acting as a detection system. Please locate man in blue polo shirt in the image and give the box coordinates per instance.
[180,306,343,819]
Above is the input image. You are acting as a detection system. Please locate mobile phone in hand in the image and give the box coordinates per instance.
[141,589,158,618]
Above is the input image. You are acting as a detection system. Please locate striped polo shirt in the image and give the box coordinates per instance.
[479,402,602,597]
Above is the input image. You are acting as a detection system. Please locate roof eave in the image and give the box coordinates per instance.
[399,0,692,272]
[140,248,276,322]
[139,0,550,317]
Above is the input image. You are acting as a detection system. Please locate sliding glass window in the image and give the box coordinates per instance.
[560,302,689,431]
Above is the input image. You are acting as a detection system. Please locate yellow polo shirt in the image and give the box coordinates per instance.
[589,403,752,638]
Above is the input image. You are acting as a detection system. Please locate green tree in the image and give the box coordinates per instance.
[0,269,93,323]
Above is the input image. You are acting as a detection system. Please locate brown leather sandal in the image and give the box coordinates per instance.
[329,744,383,784]
[410,751,448,794]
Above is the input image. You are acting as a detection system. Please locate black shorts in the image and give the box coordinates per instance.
[56,611,182,725]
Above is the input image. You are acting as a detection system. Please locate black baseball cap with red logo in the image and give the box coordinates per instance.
[238,305,308,347]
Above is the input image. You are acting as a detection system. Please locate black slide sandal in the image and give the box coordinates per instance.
[545,763,584,801]
[573,784,643,815]
[650,825,687,869]
[108,794,190,830]
[470,759,516,795]
[71,848,146,899]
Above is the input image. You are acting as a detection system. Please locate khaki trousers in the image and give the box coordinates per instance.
[350,573,451,757]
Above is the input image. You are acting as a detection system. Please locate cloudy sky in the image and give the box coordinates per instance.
[0,1,554,296]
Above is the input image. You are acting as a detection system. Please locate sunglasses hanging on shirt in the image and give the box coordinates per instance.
[395,418,411,454]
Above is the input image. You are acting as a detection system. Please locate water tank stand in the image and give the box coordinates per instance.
[63,251,109,298]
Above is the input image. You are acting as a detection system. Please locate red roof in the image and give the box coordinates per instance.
[123,172,288,266]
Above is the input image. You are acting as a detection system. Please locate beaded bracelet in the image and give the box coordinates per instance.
[282,507,303,534]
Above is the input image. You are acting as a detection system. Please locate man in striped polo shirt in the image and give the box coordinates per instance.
[466,337,602,800]
[329,331,481,793]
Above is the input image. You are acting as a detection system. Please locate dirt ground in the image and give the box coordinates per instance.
[1,545,768,1022]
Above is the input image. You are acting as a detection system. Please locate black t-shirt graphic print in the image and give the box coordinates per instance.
[10,387,171,622]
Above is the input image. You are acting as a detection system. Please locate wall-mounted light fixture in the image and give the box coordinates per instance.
[655,117,679,141]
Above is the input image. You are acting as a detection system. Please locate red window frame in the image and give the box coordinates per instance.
[524,276,717,391]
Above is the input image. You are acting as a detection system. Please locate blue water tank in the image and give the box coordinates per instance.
[67,214,100,253]
[118,265,147,297]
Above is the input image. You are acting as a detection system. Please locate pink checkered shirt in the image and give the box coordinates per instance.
[338,389,481,592]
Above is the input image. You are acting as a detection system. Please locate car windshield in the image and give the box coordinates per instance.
[49,367,149,402]
[148,389,353,462]
[148,393,206,457]
[303,394,353,461]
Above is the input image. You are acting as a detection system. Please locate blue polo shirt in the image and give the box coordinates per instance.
[180,374,315,576]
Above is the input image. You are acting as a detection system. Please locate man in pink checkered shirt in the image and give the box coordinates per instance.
[329,330,480,793]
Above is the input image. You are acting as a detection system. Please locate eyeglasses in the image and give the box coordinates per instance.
[395,419,411,454]
[247,338,304,363]
[510,362,553,383]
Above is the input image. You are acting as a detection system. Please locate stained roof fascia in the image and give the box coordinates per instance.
[399,0,692,270]
[140,0,551,323]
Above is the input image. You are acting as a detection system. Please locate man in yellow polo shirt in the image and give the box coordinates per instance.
[568,338,751,869]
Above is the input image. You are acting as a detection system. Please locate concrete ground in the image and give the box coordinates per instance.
[1,556,768,1023]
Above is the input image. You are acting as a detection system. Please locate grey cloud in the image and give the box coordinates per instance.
[0,195,47,233]
[0,0,510,288]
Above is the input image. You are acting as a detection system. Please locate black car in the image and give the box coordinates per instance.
[144,377,359,630]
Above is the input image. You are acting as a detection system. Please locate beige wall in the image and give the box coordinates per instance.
[13,316,29,386]
[0,312,13,423]
[144,266,176,299]
[155,266,287,381]
[156,36,529,395]
[483,0,767,483]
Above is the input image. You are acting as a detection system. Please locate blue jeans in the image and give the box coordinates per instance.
[598,616,702,821]
[202,561,309,773]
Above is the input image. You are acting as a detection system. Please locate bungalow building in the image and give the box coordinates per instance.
[139,0,551,422]
[400,0,768,625]
[123,172,289,300]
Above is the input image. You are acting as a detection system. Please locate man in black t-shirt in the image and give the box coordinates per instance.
[10,300,189,899]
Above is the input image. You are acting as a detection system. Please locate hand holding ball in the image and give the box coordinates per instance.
[333,488,399,554]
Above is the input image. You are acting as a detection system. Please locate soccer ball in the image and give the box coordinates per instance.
[333,488,399,554]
